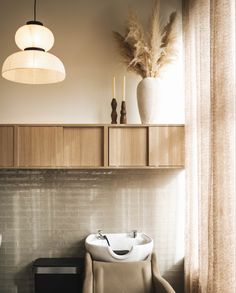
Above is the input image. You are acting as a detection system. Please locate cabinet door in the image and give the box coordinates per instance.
[17,126,63,167]
[0,126,14,167]
[109,127,148,167]
[149,126,184,167]
[63,127,104,167]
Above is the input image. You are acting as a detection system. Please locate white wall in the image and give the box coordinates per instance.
[0,0,184,124]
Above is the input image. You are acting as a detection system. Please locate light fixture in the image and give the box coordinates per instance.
[2,0,65,84]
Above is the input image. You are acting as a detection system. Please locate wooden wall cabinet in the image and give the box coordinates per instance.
[0,124,184,169]
[63,127,104,167]
[149,126,184,167]
[0,126,14,167]
[109,127,147,167]
[16,126,63,167]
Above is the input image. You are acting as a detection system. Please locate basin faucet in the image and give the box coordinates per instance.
[132,230,138,238]
[97,230,103,239]
[97,230,110,246]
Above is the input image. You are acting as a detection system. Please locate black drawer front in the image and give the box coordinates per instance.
[35,274,83,293]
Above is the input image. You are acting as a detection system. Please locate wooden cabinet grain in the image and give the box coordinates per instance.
[149,126,184,167]
[0,126,14,167]
[109,127,148,167]
[0,124,184,169]
[16,126,63,167]
[63,127,103,167]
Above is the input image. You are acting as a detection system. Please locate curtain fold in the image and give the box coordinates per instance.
[183,0,235,292]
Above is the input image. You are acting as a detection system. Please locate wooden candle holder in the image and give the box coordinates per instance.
[120,101,127,124]
[111,98,118,124]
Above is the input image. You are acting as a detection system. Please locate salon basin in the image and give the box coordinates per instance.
[85,232,153,262]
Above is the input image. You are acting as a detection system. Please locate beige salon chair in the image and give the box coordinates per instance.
[83,252,175,293]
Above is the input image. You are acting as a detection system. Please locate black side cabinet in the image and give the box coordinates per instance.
[33,258,84,293]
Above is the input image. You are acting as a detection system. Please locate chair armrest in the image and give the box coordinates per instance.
[153,275,175,293]
[82,252,93,293]
[151,253,175,293]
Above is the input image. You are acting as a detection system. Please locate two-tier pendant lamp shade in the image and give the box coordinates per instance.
[2,0,66,84]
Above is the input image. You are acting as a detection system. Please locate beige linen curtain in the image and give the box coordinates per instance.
[183,0,235,292]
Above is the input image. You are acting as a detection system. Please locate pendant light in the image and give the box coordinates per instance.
[2,0,66,84]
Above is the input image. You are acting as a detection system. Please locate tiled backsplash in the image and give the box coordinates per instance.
[0,169,185,293]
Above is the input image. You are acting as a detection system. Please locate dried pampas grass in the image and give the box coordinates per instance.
[113,0,178,78]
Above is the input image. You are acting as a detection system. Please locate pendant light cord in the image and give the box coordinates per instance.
[27,0,42,25]
[34,0,37,21]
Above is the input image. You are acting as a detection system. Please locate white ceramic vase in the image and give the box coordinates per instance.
[137,77,159,124]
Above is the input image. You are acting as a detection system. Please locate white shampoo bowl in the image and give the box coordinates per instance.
[85,232,153,262]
